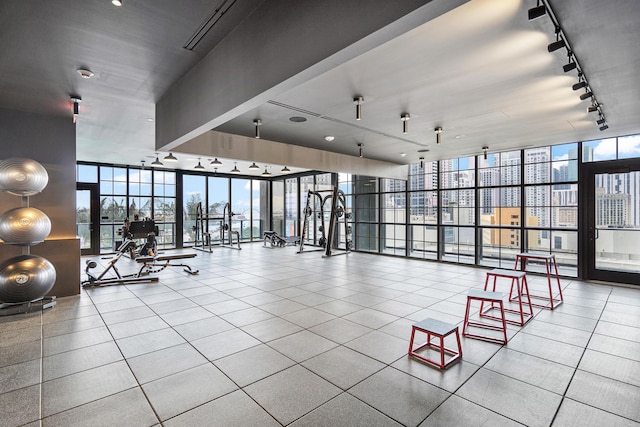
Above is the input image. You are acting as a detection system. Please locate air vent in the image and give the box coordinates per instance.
[289,116,307,123]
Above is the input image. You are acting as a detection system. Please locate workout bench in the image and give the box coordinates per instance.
[135,253,199,276]
[263,231,300,248]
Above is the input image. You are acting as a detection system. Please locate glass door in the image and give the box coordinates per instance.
[76,183,99,255]
[584,161,640,284]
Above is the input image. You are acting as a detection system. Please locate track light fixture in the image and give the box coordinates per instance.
[435,127,443,145]
[563,54,577,73]
[358,143,363,158]
[164,153,178,162]
[579,91,593,101]
[596,116,606,126]
[599,124,609,131]
[419,157,424,169]
[194,158,205,170]
[548,29,566,53]
[231,162,240,174]
[572,81,587,91]
[253,119,262,138]
[482,146,489,160]
[588,104,599,113]
[281,166,291,172]
[151,154,163,166]
[354,96,364,120]
[401,113,410,134]
[70,95,81,123]
[528,2,546,20]
[210,158,222,165]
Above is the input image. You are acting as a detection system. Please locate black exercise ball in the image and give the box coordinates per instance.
[0,255,56,303]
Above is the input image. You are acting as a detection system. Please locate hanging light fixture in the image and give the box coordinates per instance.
[419,156,424,169]
[164,153,178,162]
[151,154,163,166]
[248,162,260,170]
[358,143,364,158]
[281,166,291,172]
[435,127,443,145]
[210,158,222,165]
[231,162,240,173]
[354,96,364,120]
[253,119,262,138]
[262,166,271,177]
[482,146,489,160]
[401,113,410,134]
[528,1,546,20]
[194,158,205,170]
[70,95,81,123]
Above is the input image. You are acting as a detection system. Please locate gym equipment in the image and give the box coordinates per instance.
[135,253,199,276]
[119,218,158,259]
[298,186,353,257]
[192,202,241,251]
[0,207,51,245]
[263,230,300,248]
[0,158,49,196]
[82,239,159,287]
[0,158,56,315]
[0,255,56,303]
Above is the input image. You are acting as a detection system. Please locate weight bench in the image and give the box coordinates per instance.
[135,253,199,276]
[263,231,300,248]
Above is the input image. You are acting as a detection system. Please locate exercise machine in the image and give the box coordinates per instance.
[263,230,300,248]
[119,218,158,259]
[298,186,352,256]
[193,202,242,251]
[82,239,159,287]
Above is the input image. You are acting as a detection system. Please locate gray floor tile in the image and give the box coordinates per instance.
[457,368,563,427]
[553,397,639,427]
[43,314,105,338]
[268,330,338,362]
[142,364,238,421]
[594,321,640,344]
[42,387,158,427]
[171,315,235,341]
[302,346,385,390]
[203,298,253,315]
[281,307,337,328]
[0,359,40,394]
[507,332,584,367]
[214,344,296,387]
[163,390,280,427]
[99,305,157,325]
[0,384,40,427]
[535,309,598,332]
[349,366,450,426]
[42,361,138,417]
[343,307,399,329]
[43,341,123,381]
[588,334,640,362]
[241,317,303,342]
[260,299,308,316]
[521,320,592,347]
[290,392,402,427]
[116,328,186,358]
[107,315,169,339]
[578,349,640,387]
[159,306,213,326]
[314,300,365,316]
[309,318,373,344]
[420,395,522,427]
[148,298,198,315]
[191,328,261,360]
[244,365,341,425]
[43,326,113,356]
[392,357,479,393]
[566,370,640,422]
[219,306,275,327]
[344,330,408,364]
[0,338,41,368]
[127,343,208,384]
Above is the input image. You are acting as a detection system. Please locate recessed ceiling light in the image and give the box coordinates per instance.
[77,68,94,79]
[112,0,122,6]
[324,136,335,142]
[400,153,407,157]
[147,118,154,122]
[289,116,307,123]
[455,135,465,139]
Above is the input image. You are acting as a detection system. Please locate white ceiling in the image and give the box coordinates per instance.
[1,0,639,176]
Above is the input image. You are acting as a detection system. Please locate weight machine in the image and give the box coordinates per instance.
[119,218,158,259]
[192,202,242,251]
[298,186,352,257]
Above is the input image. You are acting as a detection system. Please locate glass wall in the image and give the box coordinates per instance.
[408,161,438,259]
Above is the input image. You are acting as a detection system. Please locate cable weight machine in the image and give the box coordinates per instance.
[193,202,242,251]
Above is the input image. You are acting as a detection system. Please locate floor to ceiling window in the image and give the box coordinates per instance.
[408,161,438,260]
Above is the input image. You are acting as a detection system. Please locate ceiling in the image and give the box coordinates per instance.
[2,0,639,177]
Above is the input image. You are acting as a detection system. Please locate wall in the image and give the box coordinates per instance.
[0,108,80,297]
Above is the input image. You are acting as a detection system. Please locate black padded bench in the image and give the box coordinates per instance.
[135,253,199,276]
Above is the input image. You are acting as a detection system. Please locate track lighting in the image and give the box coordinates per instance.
[401,113,410,134]
[231,162,240,174]
[579,91,593,101]
[358,143,363,158]
[354,96,364,120]
[482,146,489,160]
[210,158,222,165]
[253,119,262,138]
[281,166,291,172]
[261,167,271,177]
[151,154,163,166]
[164,153,178,162]
[548,28,566,53]
[588,104,599,113]
[572,81,587,91]
[419,157,424,169]
[248,162,260,170]
[528,2,546,20]
[599,124,609,131]
[194,158,205,170]
[597,117,606,126]
[563,58,577,73]
[70,96,81,123]
[435,127,443,145]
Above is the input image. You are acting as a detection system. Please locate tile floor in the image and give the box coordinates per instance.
[1,244,640,426]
